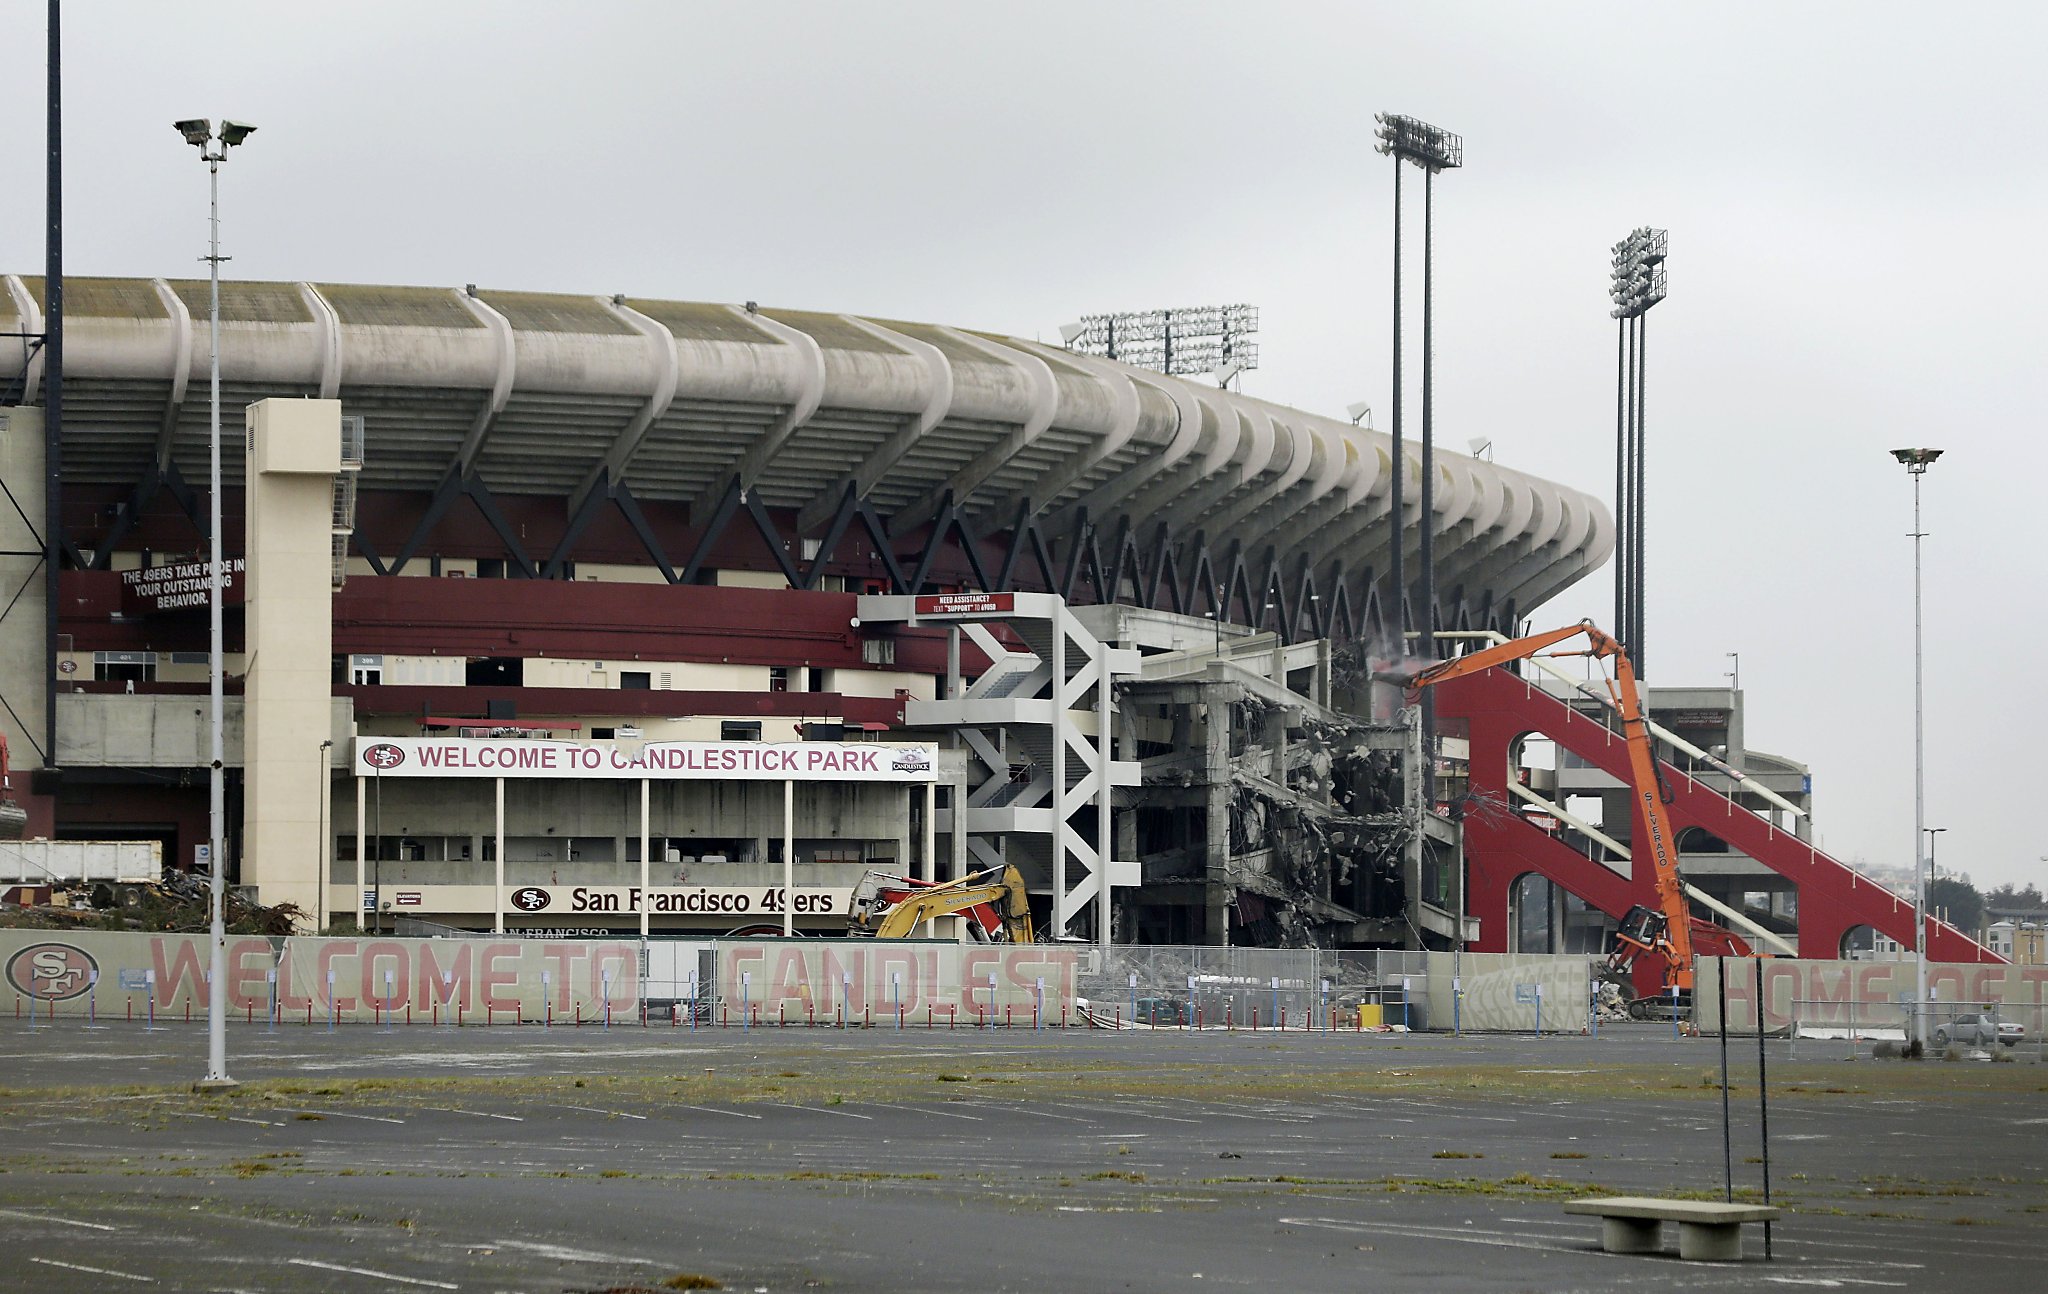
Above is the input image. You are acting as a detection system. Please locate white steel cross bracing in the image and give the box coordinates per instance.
[861,593,1140,942]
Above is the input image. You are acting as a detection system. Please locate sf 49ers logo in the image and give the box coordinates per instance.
[362,743,406,770]
[5,943,99,1001]
[510,886,551,911]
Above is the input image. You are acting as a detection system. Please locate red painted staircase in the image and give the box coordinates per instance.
[1433,665,2000,964]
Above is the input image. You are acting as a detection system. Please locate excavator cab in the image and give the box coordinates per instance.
[1609,903,1669,968]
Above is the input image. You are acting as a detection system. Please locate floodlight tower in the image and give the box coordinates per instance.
[1374,113,1461,657]
[1608,227,1667,675]
[1891,445,1942,1047]
[174,114,257,1093]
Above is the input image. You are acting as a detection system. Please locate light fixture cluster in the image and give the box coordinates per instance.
[1609,226,1668,319]
[1062,305,1259,381]
[1373,113,1462,171]
[173,118,257,157]
[1890,447,1943,475]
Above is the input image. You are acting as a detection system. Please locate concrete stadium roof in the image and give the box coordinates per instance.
[3,275,1611,613]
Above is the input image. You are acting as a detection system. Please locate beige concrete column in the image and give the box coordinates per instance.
[781,779,794,937]
[354,778,367,931]
[0,408,48,835]
[493,777,505,933]
[922,780,936,938]
[639,777,650,943]
[241,398,342,925]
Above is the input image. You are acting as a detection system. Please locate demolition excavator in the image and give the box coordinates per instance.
[1406,620,1741,1004]
[846,864,1036,943]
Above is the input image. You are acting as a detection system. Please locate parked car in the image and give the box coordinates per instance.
[1932,1013,2024,1049]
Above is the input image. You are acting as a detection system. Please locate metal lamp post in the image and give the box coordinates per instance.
[1924,827,1947,924]
[1891,446,1941,1047]
[175,116,256,1092]
[316,739,333,932]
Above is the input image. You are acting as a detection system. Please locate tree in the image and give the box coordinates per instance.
[1928,875,1984,935]
[1984,881,2047,913]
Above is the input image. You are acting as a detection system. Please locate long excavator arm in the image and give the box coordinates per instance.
[1404,620,1698,993]
[848,865,1036,943]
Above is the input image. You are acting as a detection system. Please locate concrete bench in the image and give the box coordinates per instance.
[1562,1196,1781,1261]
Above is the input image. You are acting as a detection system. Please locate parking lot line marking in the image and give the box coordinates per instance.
[561,1105,649,1120]
[281,1108,405,1124]
[1281,1215,1580,1256]
[788,1105,874,1120]
[225,1116,282,1128]
[424,1106,524,1122]
[286,1258,459,1288]
[493,1239,652,1265]
[28,1256,154,1282]
[1006,1107,1091,1122]
[1056,1103,1197,1124]
[0,1207,120,1231]
[859,1102,983,1121]
[677,1104,762,1120]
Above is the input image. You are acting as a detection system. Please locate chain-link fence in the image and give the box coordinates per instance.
[629,941,1433,1031]
[1788,997,2043,1063]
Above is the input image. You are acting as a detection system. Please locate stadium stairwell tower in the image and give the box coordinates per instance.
[241,398,347,926]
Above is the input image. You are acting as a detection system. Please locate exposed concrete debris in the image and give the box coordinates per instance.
[1114,611,1437,949]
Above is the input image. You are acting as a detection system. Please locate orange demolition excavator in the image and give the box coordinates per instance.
[1406,620,1744,1003]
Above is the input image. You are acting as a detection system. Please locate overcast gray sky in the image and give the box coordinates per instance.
[5,2,2043,894]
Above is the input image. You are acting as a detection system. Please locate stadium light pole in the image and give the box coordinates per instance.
[1892,447,1941,1046]
[1609,228,1667,675]
[175,116,256,1092]
[1374,113,1461,657]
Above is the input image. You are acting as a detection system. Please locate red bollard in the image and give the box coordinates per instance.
[1253,1008,1259,1031]
[305,1003,312,1026]
[185,1002,191,1024]
[406,1005,412,1026]
[1005,1006,1012,1028]
[127,1001,132,1023]
[1116,1006,1121,1029]
[926,1005,932,1029]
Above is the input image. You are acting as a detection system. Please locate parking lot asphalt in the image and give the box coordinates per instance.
[0,1020,2043,1292]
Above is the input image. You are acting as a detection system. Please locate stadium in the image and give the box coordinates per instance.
[0,273,1983,962]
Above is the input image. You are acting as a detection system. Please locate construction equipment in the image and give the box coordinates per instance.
[1406,619,1710,1000]
[846,864,1036,942]
[0,732,27,839]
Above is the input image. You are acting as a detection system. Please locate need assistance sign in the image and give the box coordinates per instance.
[354,737,937,782]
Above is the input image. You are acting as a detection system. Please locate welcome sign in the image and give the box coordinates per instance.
[354,738,936,782]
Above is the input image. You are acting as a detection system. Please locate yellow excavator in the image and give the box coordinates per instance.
[1404,620,1701,999]
[846,864,1036,942]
